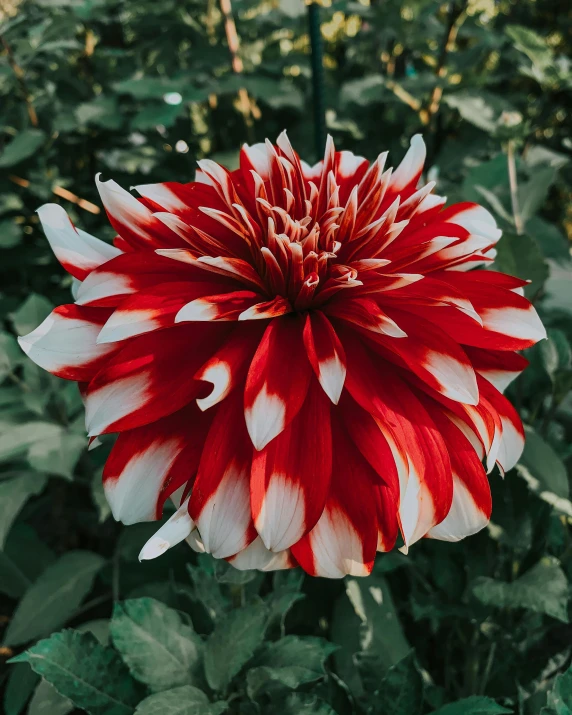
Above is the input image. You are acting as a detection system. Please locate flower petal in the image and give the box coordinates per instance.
[251,379,332,552]
[244,316,312,450]
[291,418,377,578]
[37,204,121,280]
[189,393,257,559]
[302,311,347,404]
[18,304,115,382]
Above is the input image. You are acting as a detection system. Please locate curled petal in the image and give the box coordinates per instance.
[37,204,121,280]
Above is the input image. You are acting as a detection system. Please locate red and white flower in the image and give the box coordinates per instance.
[19,133,545,578]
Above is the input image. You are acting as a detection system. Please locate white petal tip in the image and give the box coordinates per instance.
[138,536,171,561]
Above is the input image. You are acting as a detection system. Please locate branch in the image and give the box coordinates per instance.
[219,0,257,131]
[0,34,39,127]
[422,2,467,126]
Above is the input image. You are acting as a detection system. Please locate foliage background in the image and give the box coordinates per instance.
[0,0,571,713]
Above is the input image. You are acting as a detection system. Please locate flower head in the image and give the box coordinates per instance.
[19,133,545,577]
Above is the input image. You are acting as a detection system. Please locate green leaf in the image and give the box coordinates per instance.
[506,25,553,72]
[280,693,337,714]
[10,294,53,336]
[518,426,569,499]
[0,472,47,549]
[91,469,111,522]
[214,559,258,585]
[76,97,123,130]
[0,330,24,380]
[367,651,423,715]
[3,550,105,646]
[130,104,182,130]
[0,524,55,599]
[3,662,39,715]
[247,636,336,699]
[27,680,73,715]
[493,232,548,297]
[519,167,557,223]
[0,422,62,463]
[430,696,513,714]
[110,598,203,692]
[0,219,22,248]
[546,665,572,714]
[345,576,410,671]
[472,556,569,622]
[444,91,515,133]
[0,130,46,168]
[27,428,86,479]
[11,629,140,715]
[204,602,268,692]
[135,686,227,715]
[540,330,571,381]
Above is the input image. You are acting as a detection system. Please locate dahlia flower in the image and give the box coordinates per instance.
[19,133,545,578]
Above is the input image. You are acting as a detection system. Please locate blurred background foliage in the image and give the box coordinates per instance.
[0,0,572,713]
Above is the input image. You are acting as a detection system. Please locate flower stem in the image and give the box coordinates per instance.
[307,1,326,161]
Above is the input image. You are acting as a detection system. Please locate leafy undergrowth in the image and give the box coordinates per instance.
[1,0,572,713]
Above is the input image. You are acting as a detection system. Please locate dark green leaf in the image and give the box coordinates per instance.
[11,630,140,715]
[0,472,47,549]
[0,130,46,168]
[3,662,39,715]
[430,696,513,714]
[135,686,227,715]
[368,651,423,715]
[247,636,336,699]
[110,598,203,692]
[472,557,569,622]
[518,426,569,499]
[4,551,105,646]
[494,232,548,297]
[204,602,268,692]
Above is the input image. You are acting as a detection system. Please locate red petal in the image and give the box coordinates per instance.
[244,316,312,450]
[84,324,227,435]
[103,403,211,524]
[18,304,116,382]
[251,379,332,551]
[189,392,257,558]
[291,417,377,578]
[302,311,347,404]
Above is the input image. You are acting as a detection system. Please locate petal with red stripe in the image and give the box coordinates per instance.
[244,316,312,450]
[18,304,115,382]
[194,325,263,411]
[425,405,492,541]
[85,324,226,435]
[291,418,377,578]
[189,393,257,559]
[251,379,332,552]
[38,204,121,280]
[303,311,347,404]
[103,404,210,525]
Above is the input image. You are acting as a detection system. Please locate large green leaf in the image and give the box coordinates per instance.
[27,680,73,715]
[546,665,572,714]
[472,557,569,622]
[246,636,336,699]
[204,602,268,692]
[430,696,513,714]
[367,651,423,715]
[11,630,140,715]
[110,598,203,692]
[3,551,105,646]
[494,232,548,298]
[0,130,46,168]
[0,472,46,549]
[518,426,569,499]
[135,686,226,715]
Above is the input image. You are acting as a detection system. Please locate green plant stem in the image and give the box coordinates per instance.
[307,1,326,161]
